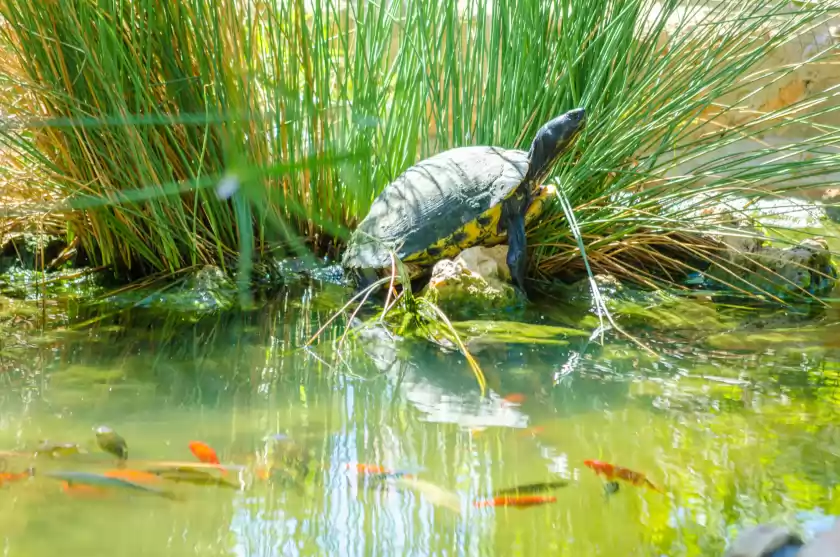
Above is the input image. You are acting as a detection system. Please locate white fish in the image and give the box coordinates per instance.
[390,477,461,514]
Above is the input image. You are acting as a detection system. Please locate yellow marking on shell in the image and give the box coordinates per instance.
[481,183,555,244]
[408,204,505,265]
[405,183,556,267]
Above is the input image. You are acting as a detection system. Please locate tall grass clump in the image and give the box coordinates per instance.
[0,0,838,299]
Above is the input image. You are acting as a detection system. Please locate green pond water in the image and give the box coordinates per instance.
[0,281,839,557]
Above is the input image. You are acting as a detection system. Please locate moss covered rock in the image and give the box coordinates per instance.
[422,246,523,319]
[706,237,837,299]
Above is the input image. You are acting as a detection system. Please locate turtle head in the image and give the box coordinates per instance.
[526,107,586,184]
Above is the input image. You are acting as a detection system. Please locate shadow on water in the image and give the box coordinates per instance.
[0,282,839,556]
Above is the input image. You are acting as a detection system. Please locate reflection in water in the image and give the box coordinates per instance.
[0,286,838,556]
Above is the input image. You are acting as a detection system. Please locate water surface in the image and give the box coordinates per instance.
[0,284,839,557]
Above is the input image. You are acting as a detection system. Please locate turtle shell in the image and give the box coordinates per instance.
[342,146,530,271]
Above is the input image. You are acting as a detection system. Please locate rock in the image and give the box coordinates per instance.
[174,265,238,310]
[422,246,522,318]
[257,256,347,288]
[453,245,511,282]
[676,195,838,299]
[821,189,840,223]
[565,273,625,303]
[706,237,838,298]
[105,264,237,312]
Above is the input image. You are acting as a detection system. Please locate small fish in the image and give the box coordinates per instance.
[0,467,34,486]
[46,471,177,499]
[188,441,227,475]
[103,469,161,484]
[502,393,526,405]
[348,463,391,475]
[188,441,221,465]
[131,460,245,473]
[146,466,240,489]
[94,426,128,461]
[346,463,415,480]
[583,460,663,493]
[62,482,109,498]
[390,477,461,514]
[492,480,569,497]
[35,441,84,459]
[474,495,557,508]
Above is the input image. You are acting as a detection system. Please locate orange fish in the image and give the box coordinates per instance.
[583,460,663,493]
[62,482,108,498]
[254,466,272,481]
[188,441,227,475]
[188,441,221,465]
[346,463,415,479]
[474,495,557,508]
[348,463,391,475]
[502,393,526,405]
[103,469,161,484]
[0,468,33,487]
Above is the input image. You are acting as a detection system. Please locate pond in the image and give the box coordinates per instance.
[0,281,838,557]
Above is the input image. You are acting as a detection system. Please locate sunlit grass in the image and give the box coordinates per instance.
[0,0,838,303]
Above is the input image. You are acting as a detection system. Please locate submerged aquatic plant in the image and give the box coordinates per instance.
[0,0,837,305]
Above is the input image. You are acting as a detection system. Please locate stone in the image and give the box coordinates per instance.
[422,246,522,318]
[565,273,625,304]
[706,236,838,298]
[821,189,840,223]
[105,264,237,313]
[454,245,511,282]
[259,256,346,288]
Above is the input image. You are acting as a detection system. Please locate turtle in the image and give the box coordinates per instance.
[94,425,128,461]
[341,107,586,293]
[34,440,85,459]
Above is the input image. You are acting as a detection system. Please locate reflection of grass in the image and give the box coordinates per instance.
[0,0,838,306]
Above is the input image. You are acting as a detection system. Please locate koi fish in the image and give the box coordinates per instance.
[493,480,569,497]
[146,466,240,489]
[103,469,161,484]
[502,393,526,405]
[188,441,220,465]
[188,441,228,476]
[131,460,245,473]
[346,463,414,479]
[390,477,461,514]
[46,471,178,500]
[62,482,109,498]
[583,460,663,493]
[0,467,34,487]
[348,463,390,475]
[62,473,159,497]
[474,495,557,508]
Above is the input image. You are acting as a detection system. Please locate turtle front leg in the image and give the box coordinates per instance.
[506,212,528,295]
